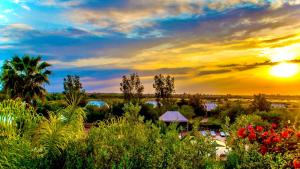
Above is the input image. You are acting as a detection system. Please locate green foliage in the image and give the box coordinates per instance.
[0,99,40,138]
[140,103,159,121]
[85,105,108,122]
[179,105,195,119]
[34,113,73,158]
[122,102,142,122]
[0,98,298,169]
[220,101,246,123]
[0,137,39,169]
[36,100,67,116]
[188,94,207,116]
[46,93,64,101]
[87,116,217,169]
[0,55,51,105]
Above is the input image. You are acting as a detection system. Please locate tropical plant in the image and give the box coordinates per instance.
[0,99,40,138]
[0,55,51,106]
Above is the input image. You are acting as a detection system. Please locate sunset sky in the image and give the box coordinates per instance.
[1,0,300,94]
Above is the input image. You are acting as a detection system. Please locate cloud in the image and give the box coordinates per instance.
[198,69,232,76]
[36,0,83,7]
[65,0,300,37]
[21,5,31,10]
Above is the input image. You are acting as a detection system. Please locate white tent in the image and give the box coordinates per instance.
[159,111,188,123]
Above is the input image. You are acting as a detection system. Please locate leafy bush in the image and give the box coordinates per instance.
[140,103,159,121]
[225,114,300,169]
[85,105,108,122]
[87,116,217,169]
[179,105,195,119]
[0,99,41,138]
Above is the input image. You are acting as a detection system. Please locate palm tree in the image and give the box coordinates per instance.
[0,55,51,105]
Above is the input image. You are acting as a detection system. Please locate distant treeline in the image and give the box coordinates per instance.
[46,92,300,100]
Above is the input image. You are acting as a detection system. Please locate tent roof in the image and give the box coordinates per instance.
[159,111,188,122]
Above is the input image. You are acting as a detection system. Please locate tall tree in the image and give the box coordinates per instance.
[63,75,86,106]
[153,74,175,105]
[188,94,206,116]
[251,94,271,112]
[120,73,144,102]
[0,55,51,105]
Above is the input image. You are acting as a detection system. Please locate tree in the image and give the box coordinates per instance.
[188,94,206,116]
[0,55,51,105]
[120,73,144,102]
[153,74,175,105]
[251,94,271,112]
[63,75,86,106]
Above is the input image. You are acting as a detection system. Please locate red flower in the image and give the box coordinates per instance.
[248,132,256,141]
[272,136,280,143]
[237,128,247,138]
[280,131,289,139]
[271,123,277,129]
[270,129,275,134]
[261,131,268,138]
[256,126,264,132]
[296,131,300,139]
[294,159,300,168]
[260,145,267,155]
[263,137,271,145]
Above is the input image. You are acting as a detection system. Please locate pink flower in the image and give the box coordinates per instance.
[271,123,277,129]
[247,125,254,132]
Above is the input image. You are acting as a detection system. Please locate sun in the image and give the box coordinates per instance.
[270,63,299,78]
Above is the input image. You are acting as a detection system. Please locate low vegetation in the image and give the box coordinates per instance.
[0,56,299,168]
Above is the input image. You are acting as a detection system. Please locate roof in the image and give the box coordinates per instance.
[205,102,217,111]
[159,111,188,122]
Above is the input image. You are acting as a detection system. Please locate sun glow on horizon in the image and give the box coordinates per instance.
[270,63,299,78]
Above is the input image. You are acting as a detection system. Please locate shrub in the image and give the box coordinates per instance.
[227,118,300,169]
[140,103,159,121]
[87,116,218,169]
[179,105,195,119]
[85,105,108,122]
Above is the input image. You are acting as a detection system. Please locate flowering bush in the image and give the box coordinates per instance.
[236,123,300,168]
